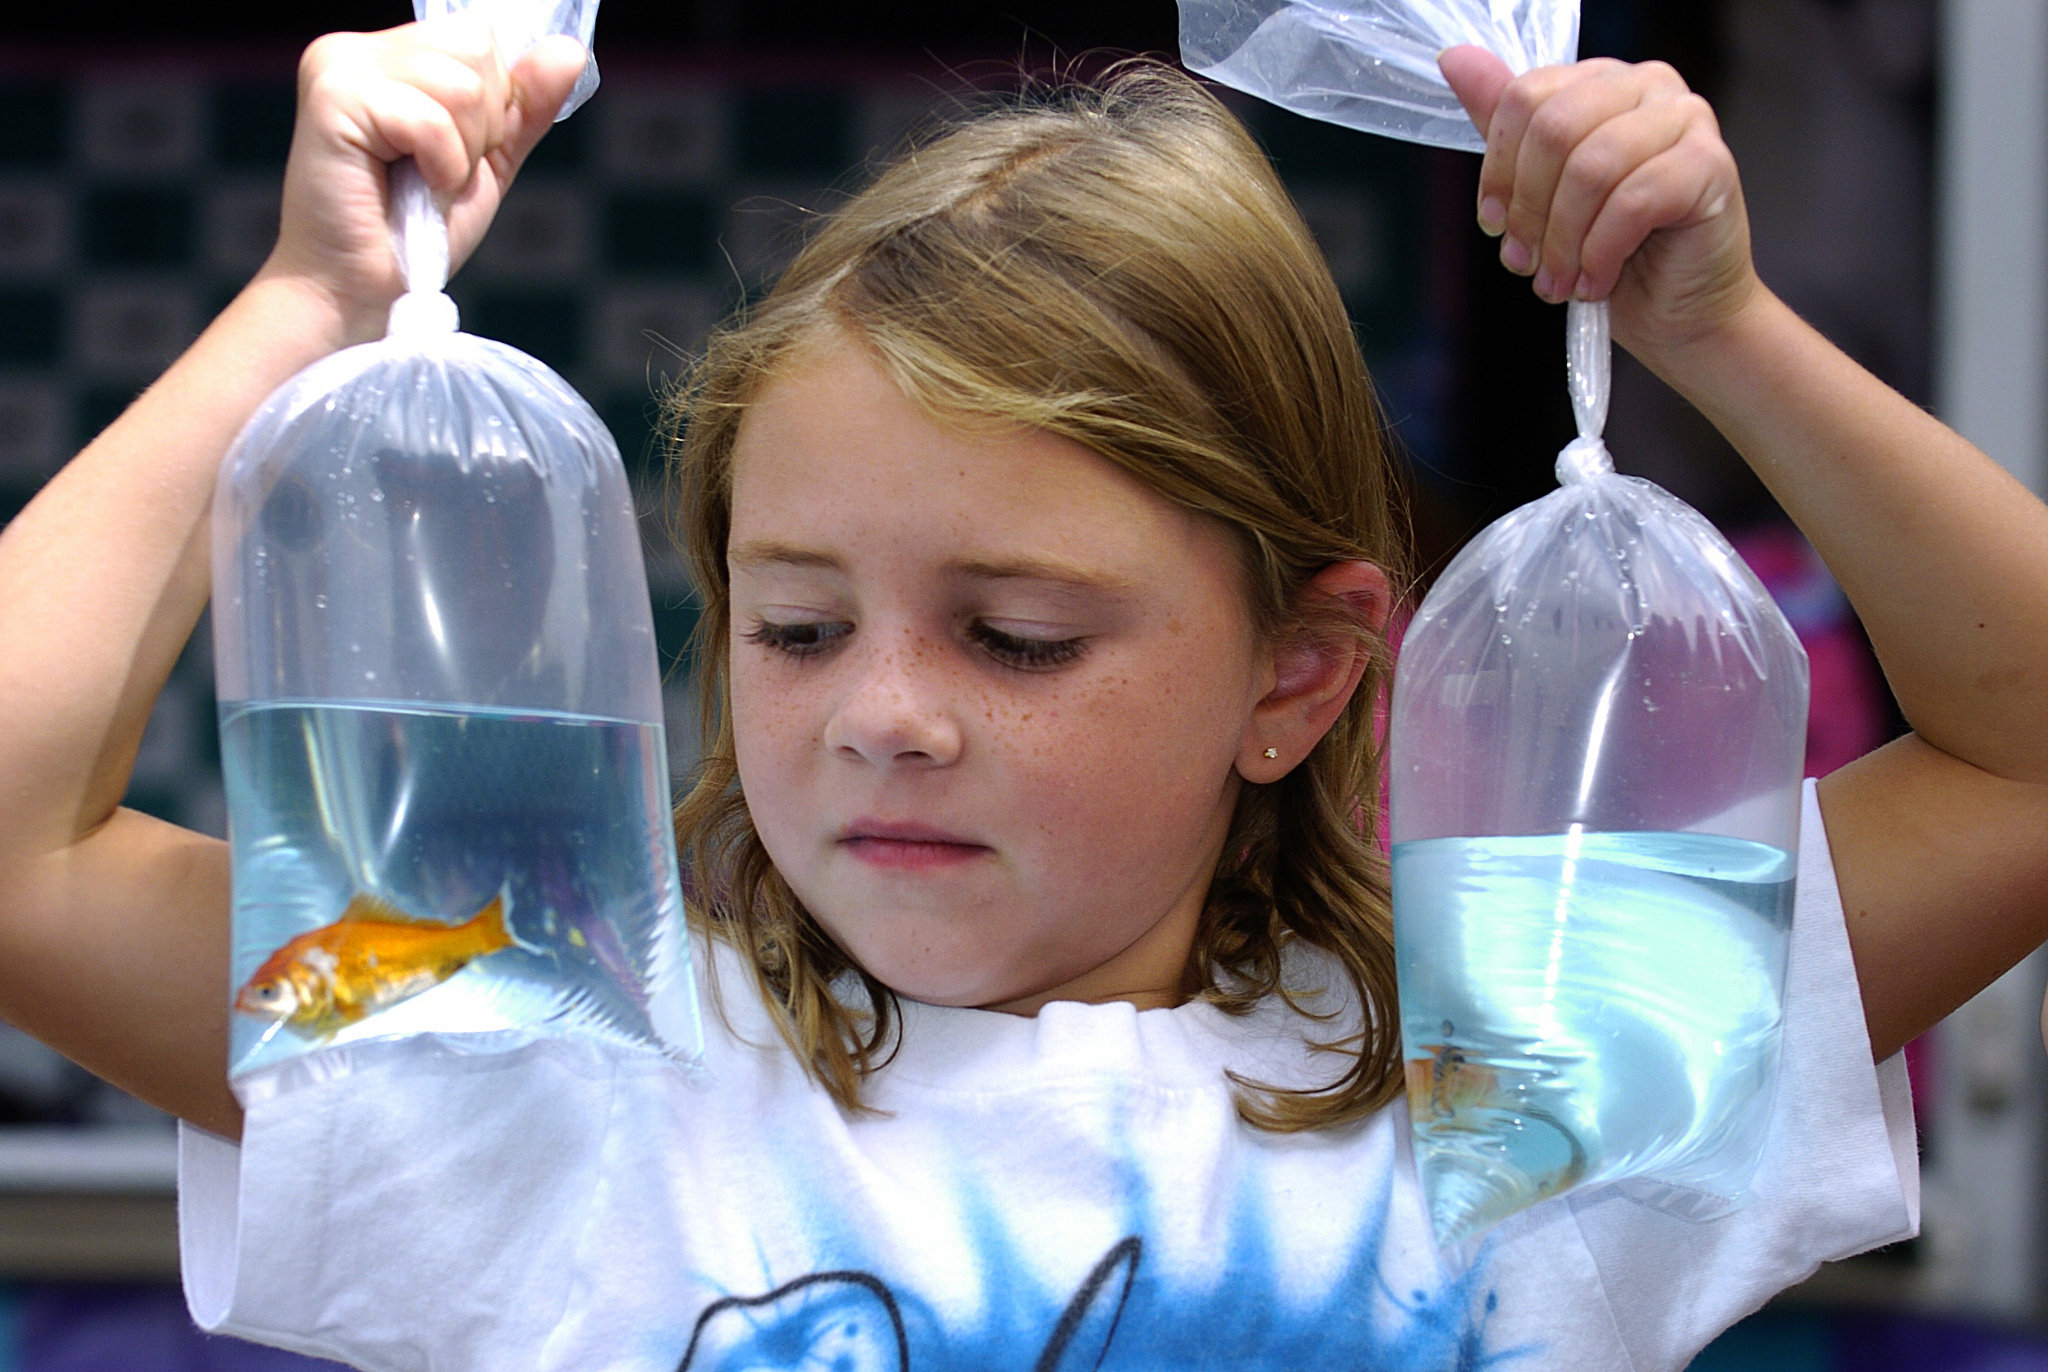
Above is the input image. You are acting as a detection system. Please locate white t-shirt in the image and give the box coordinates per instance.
[179,783,1917,1372]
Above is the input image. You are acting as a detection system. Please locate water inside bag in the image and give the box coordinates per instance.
[222,699,696,1078]
[1393,830,1793,1244]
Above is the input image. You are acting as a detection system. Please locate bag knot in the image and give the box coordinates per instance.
[1555,435,1613,485]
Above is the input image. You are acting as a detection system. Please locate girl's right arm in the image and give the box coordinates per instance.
[0,21,583,1137]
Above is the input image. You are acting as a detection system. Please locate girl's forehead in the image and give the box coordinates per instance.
[728,340,1204,556]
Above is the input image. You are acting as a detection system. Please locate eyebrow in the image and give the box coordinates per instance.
[727,540,1136,594]
[728,540,843,573]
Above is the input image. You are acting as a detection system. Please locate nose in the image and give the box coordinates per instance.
[822,632,964,768]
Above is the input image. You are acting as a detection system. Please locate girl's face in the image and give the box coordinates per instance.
[726,336,1273,1014]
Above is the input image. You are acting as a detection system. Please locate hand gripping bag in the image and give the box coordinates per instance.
[1178,0,1809,1246]
[212,0,702,1096]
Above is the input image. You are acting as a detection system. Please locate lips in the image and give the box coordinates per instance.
[839,819,990,870]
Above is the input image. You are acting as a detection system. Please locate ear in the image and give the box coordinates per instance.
[1238,561,1394,783]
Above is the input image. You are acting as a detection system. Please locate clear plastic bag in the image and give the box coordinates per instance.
[1175,0,1809,1245]
[212,0,701,1094]
[1388,304,1808,1245]
[1178,0,1577,150]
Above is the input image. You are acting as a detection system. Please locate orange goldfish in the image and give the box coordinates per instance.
[1404,1037,1500,1125]
[235,892,515,1039]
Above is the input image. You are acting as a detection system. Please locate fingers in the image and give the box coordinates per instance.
[1519,77,1693,299]
[1473,61,1604,242]
[298,19,515,200]
[1470,59,1725,302]
[1576,128,1741,300]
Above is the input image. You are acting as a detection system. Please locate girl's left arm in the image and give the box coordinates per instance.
[1442,48,2048,1063]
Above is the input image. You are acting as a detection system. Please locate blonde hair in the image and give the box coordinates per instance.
[665,60,1406,1131]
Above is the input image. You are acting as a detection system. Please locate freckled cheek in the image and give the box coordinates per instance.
[1006,663,1240,846]
[728,658,825,829]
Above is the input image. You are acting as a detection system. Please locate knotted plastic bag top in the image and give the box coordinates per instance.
[1390,302,1810,850]
[211,0,700,1093]
[1179,0,1578,150]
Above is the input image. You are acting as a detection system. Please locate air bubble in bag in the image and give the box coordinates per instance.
[1177,0,1808,1246]
[211,0,701,1094]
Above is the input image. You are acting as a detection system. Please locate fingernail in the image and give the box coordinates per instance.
[1477,196,1507,236]
[1533,268,1558,300]
[1500,237,1533,274]
[1571,275,1598,301]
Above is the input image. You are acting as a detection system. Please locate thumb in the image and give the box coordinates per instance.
[1438,45,1513,141]
[506,34,587,153]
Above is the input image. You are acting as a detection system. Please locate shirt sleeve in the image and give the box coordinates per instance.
[179,1037,625,1372]
[1563,778,1920,1369]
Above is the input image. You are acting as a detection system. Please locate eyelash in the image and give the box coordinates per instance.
[743,619,849,659]
[968,623,1087,670]
[742,618,1087,671]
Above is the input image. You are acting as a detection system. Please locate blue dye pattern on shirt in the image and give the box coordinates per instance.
[673,1146,1538,1372]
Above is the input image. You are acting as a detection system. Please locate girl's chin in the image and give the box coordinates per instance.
[833,945,1046,1013]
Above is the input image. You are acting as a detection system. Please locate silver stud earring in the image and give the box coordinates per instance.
[1263,747,1279,760]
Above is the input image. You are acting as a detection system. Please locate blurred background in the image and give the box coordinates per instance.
[1,0,2045,1366]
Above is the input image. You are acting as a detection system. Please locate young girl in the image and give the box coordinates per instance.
[1,19,2046,1372]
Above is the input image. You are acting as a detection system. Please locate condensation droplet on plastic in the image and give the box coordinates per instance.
[370,488,385,502]
[313,594,328,609]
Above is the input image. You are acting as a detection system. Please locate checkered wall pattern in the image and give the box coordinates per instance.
[0,53,1426,822]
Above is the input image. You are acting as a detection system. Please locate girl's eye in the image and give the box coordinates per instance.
[744,618,851,659]
[969,623,1087,671]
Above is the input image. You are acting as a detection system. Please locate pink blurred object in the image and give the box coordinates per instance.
[1727,523,1892,778]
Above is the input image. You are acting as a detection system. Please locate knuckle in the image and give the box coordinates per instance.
[429,54,489,105]
[298,32,361,89]
[1525,103,1577,158]
[1564,139,1624,195]
[1607,174,1658,223]
[1680,92,1722,133]
[1505,197,1546,241]
[1640,60,1684,90]
[1495,79,1541,130]
[1681,121,1734,169]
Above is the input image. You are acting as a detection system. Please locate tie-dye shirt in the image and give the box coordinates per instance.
[179,782,1916,1372]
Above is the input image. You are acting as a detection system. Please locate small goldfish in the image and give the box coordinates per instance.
[1404,1031,1500,1125]
[236,892,516,1039]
